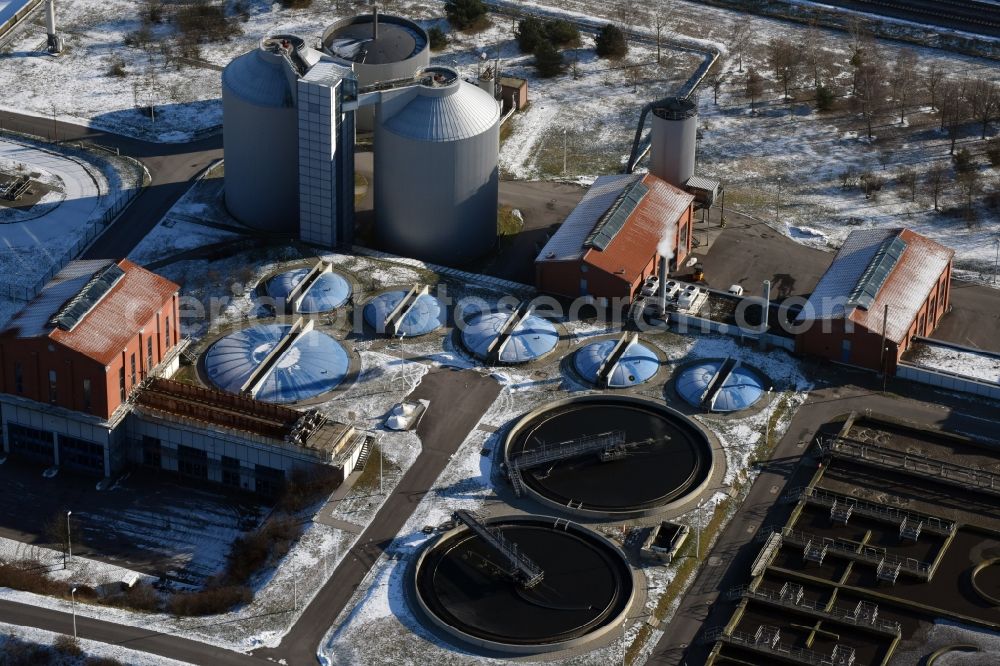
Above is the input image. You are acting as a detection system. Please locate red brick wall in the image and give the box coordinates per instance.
[0,294,178,420]
[796,259,952,373]
[674,204,694,270]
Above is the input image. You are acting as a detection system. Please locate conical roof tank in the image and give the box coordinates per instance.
[222,36,314,233]
[649,96,697,189]
[375,67,500,266]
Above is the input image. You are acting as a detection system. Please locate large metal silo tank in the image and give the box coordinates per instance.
[375,67,500,265]
[649,97,698,188]
[323,13,430,132]
[222,36,305,233]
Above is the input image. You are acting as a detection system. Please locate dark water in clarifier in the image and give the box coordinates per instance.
[510,401,711,511]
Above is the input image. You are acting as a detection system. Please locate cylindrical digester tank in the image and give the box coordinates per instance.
[323,13,430,131]
[375,67,500,266]
[222,36,306,232]
[649,97,697,189]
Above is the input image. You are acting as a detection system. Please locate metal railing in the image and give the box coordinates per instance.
[729,585,901,636]
[508,431,626,497]
[788,486,956,535]
[453,510,544,589]
[819,436,1000,499]
[765,526,933,579]
[708,627,857,666]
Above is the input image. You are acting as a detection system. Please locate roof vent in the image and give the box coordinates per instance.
[847,235,907,310]
[49,263,126,331]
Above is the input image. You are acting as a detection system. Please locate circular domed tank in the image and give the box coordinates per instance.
[323,12,430,131]
[222,35,317,233]
[375,67,500,266]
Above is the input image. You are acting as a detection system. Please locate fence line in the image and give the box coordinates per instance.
[0,151,145,303]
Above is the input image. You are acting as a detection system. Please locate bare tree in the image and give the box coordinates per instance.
[939,79,969,154]
[745,67,765,112]
[847,17,876,96]
[767,37,802,102]
[803,21,832,89]
[897,167,917,201]
[615,0,636,44]
[729,15,752,72]
[966,78,1000,140]
[854,59,886,139]
[648,0,673,65]
[924,62,944,111]
[957,169,982,220]
[890,49,918,125]
[927,162,947,211]
[705,66,726,105]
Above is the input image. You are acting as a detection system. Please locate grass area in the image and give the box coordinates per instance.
[497,205,524,236]
[352,442,398,494]
[533,126,624,178]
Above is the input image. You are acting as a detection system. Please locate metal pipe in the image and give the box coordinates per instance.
[45,0,56,35]
[372,6,378,40]
[658,255,669,314]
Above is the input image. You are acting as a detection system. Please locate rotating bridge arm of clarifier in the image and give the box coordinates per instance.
[452,510,545,589]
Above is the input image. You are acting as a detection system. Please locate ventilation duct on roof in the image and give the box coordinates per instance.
[49,263,125,331]
[847,236,907,310]
[584,179,648,251]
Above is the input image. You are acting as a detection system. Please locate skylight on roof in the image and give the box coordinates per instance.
[847,235,907,310]
[49,263,126,331]
[584,180,648,251]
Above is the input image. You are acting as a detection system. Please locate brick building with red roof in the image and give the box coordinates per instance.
[795,228,954,373]
[0,259,181,421]
[0,259,365,490]
[535,173,695,300]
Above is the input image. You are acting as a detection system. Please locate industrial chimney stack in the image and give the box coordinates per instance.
[658,255,669,316]
[45,0,62,54]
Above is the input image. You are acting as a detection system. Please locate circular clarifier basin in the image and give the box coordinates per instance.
[413,514,635,653]
[504,395,715,519]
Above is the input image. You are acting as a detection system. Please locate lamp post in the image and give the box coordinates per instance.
[993,237,999,285]
[562,129,568,176]
[765,387,774,449]
[65,510,72,567]
[695,499,704,560]
[71,587,78,638]
[775,177,783,224]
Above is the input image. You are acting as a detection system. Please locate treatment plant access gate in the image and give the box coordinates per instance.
[452,510,544,589]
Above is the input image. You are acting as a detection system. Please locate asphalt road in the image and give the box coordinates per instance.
[0,598,267,665]
[0,109,222,260]
[648,366,1000,665]
[255,367,501,665]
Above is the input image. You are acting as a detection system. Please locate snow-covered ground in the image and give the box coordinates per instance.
[0,536,155,589]
[907,342,1000,385]
[0,620,192,666]
[0,137,132,298]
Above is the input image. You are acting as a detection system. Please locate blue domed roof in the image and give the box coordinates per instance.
[675,360,765,413]
[265,268,352,313]
[363,290,445,337]
[573,339,659,387]
[713,365,765,413]
[461,311,559,363]
[676,360,721,409]
[204,324,350,403]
